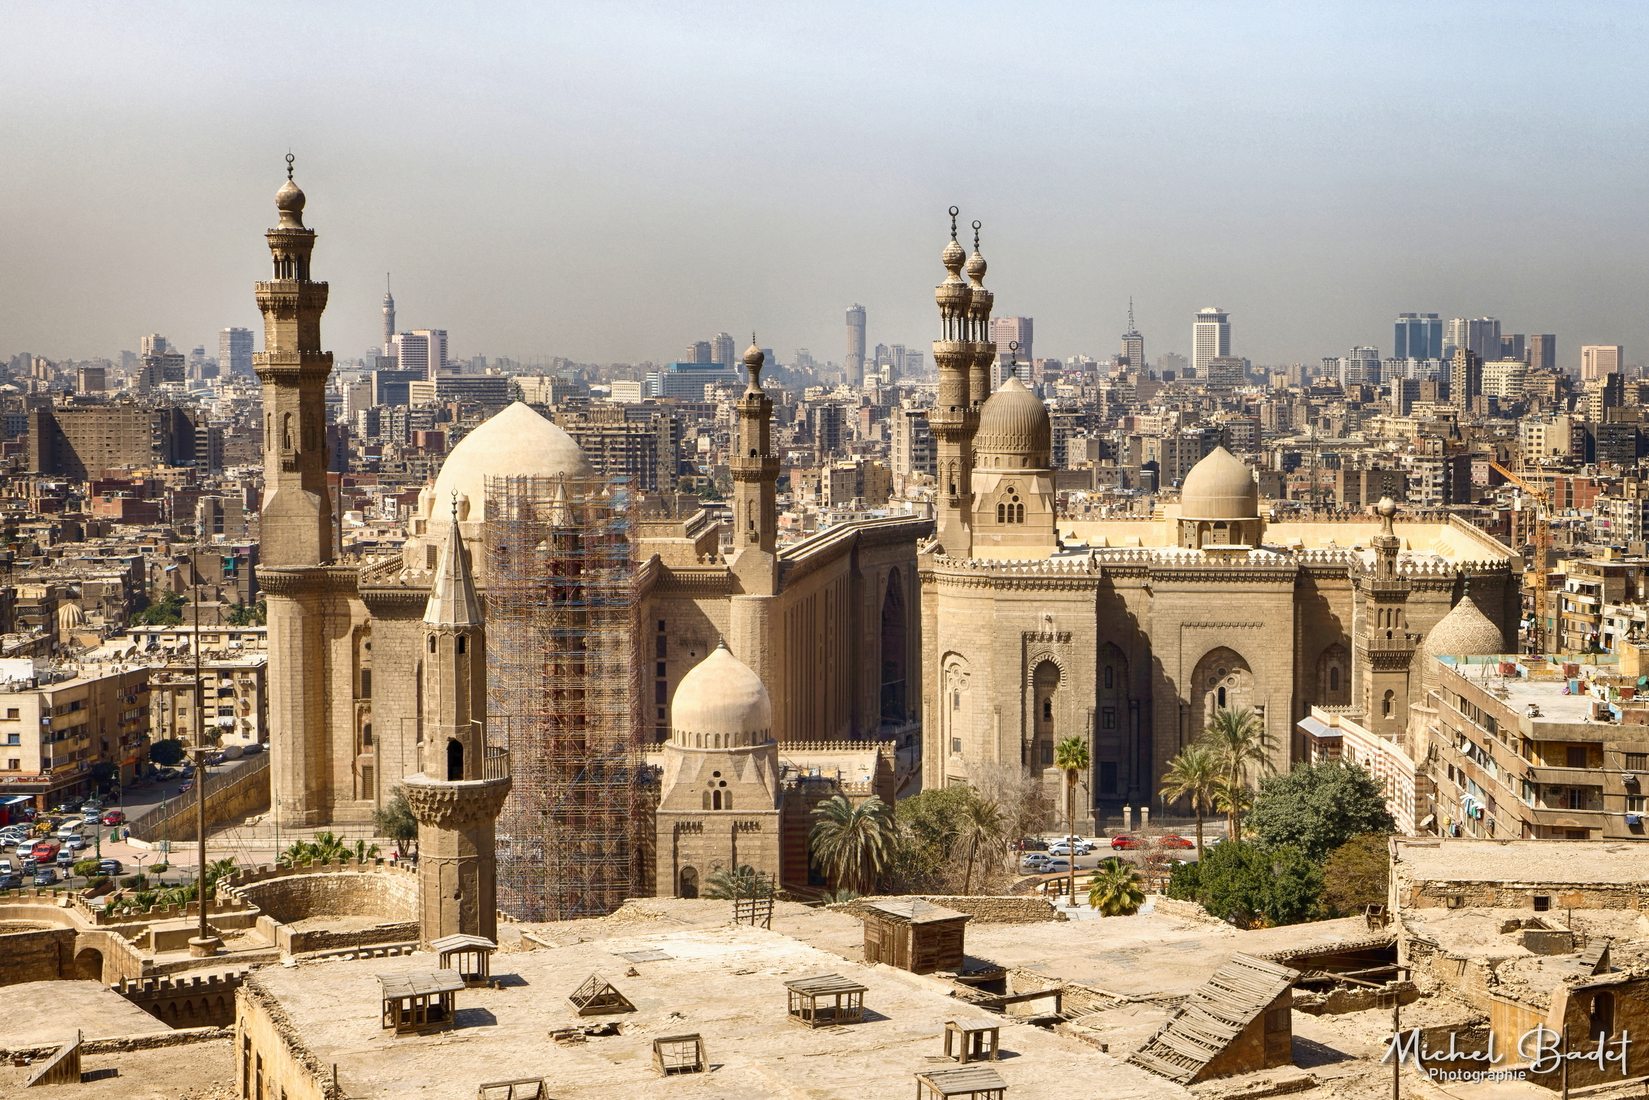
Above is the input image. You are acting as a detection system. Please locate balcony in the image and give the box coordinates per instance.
[1525,764,1606,786]
[483,745,511,781]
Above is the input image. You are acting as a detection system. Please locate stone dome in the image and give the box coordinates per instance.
[974,377,1051,467]
[1420,592,1506,665]
[1180,446,1259,520]
[56,602,86,631]
[431,401,592,523]
[670,642,771,749]
[275,176,305,228]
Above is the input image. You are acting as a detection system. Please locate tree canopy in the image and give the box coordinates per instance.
[1321,832,1391,917]
[148,738,186,767]
[1247,761,1395,862]
[133,593,185,626]
[1167,840,1321,928]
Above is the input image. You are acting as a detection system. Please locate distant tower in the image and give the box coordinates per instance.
[1121,298,1145,371]
[404,509,511,945]
[1192,307,1230,377]
[381,275,396,357]
[711,331,735,370]
[845,304,867,385]
[1356,497,1419,736]
[256,155,357,827]
[928,208,977,555]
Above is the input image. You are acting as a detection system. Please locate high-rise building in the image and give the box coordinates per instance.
[218,326,253,377]
[1445,317,1500,364]
[1449,347,1483,414]
[393,329,448,381]
[1528,334,1558,372]
[140,333,168,357]
[1582,344,1624,382]
[1121,299,1145,371]
[711,332,735,370]
[845,304,867,384]
[990,316,1033,381]
[1191,307,1230,377]
[1393,313,1442,360]
[1501,333,1526,362]
[686,340,712,365]
[381,275,395,357]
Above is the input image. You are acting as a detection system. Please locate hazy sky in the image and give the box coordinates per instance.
[4,1,1647,368]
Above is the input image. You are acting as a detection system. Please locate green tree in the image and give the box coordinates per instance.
[702,864,772,900]
[1202,707,1272,840]
[1086,857,1146,916]
[888,786,974,893]
[1321,832,1391,917]
[279,831,376,866]
[1159,743,1220,854]
[72,858,100,878]
[132,593,185,626]
[956,793,1006,895]
[148,739,186,767]
[1053,736,1090,902]
[1167,840,1321,928]
[810,795,895,895]
[372,786,419,855]
[1247,761,1396,862]
[227,600,267,626]
[88,761,119,794]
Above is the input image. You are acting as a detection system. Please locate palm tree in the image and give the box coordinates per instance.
[1202,706,1271,840]
[703,864,771,900]
[1159,743,1220,854]
[809,795,895,895]
[1053,736,1090,903]
[1087,857,1146,916]
[957,793,1006,895]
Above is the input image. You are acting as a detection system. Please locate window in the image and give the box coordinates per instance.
[1041,699,1053,721]
[996,503,1005,523]
[1328,667,1340,692]
[456,635,466,654]
[951,737,961,753]
[1040,741,1053,766]
[4,709,15,720]
[4,759,16,771]
[1103,666,1114,689]
[1533,894,1551,912]
[1629,795,1646,813]
[1627,752,1648,771]
[359,670,372,698]
[1102,707,1117,730]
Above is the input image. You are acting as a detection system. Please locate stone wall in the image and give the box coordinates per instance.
[129,751,271,842]
[236,976,341,1100]
[1397,875,1649,912]
[831,895,1064,923]
[116,972,244,1028]
[222,862,417,925]
[0,926,76,986]
[278,920,418,956]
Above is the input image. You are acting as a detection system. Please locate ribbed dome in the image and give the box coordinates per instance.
[1421,592,1506,663]
[56,603,86,630]
[974,377,1050,467]
[671,643,772,749]
[431,401,592,524]
[1180,446,1259,520]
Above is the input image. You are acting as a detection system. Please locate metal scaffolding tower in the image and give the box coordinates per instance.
[484,474,644,921]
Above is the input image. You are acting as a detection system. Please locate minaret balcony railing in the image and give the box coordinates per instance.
[482,745,511,781]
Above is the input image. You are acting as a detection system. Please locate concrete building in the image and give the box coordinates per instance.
[29,404,197,477]
[1445,316,1500,364]
[1528,332,1557,372]
[1393,312,1442,360]
[218,327,253,378]
[1191,307,1230,378]
[990,316,1033,382]
[1581,343,1624,382]
[0,660,152,805]
[393,329,448,381]
[845,304,866,385]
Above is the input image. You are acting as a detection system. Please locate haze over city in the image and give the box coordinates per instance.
[5,0,1647,366]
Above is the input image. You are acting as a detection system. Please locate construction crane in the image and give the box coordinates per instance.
[1488,459,1552,654]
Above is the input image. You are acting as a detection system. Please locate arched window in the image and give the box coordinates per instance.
[1015,503,1024,523]
[996,503,1005,523]
[1042,698,1053,721]
[1328,666,1340,692]
[1382,690,1395,717]
[723,791,733,811]
[679,866,699,899]
[1218,686,1227,708]
[1104,665,1114,689]
[711,789,723,810]
[446,738,463,781]
[282,413,292,451]
[428,636,436,654]
[702,790,711,810]
[457,635,466,654]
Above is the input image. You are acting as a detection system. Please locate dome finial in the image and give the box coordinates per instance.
[949,205,959,241]
[1008,340,1020,369]
[285,151,295,181]
[275,153,306,228]
[972,219,981,251]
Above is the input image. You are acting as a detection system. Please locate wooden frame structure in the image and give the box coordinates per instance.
[379,970,464,1035]
[784,973,868,1028]
[862,899,969,974]
[568,973,636,1016]
[652,1033,708,1076]
[23,1029,80,1088]
[477,1079,547,1100]
[943,1020,1001,1064]
[434,933,498,987]
[915,1065,1007,1099]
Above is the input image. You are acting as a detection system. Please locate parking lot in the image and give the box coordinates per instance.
[1015,831,1212,882]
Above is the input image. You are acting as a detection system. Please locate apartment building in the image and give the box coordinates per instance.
[1558,555,1649,653]
[0,660,152,807]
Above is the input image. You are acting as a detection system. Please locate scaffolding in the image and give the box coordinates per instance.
[484,474,645,921]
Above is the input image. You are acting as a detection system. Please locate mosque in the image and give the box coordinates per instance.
[912,215,1521,824]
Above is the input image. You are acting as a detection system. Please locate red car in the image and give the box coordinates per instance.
[1110,834,1138,850]
[101,809,125,826]
[1160,834,1195,850]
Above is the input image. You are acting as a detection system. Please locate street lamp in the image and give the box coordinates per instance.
[185,545,221,959]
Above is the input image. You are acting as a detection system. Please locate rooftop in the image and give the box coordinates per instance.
[1394,837,1649,884]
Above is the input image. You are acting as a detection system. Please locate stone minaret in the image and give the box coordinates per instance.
[404,508,511,945]
[256,156,357,827]
[1357,496,1420,737]
[965,220,995,415]
[930,207,977,556]
[729,338,781,727]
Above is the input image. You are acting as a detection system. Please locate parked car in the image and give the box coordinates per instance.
[31,839,61,863]
[54,849,74,868]
[0,874,21,890]
[31,868,56,886]
[97,859,121,876]
[80,800,102,813]
[242,742,264,755]
[64,835,88,852]
[1019,852,1051,871]
[101,810,125,826]
[1049,839,1094,857]
[55,822,84,840]
[1042,858,1072,874]
[178,780,195,795]
[1110,834,1139,850]
[1160,834,1195,850]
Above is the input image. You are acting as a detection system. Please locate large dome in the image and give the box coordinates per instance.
[1180,446,1259,520]
[974,377,1051,467]
[671,643,772,749]
[431,402,592,522]
[1420,592,1506,665]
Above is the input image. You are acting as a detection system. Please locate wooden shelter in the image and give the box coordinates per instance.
[378,970,464,1035]
[433,933,498,987]
[784,973,868,1027]
[568,973,636,1016]
[476,1079,548,1100]
[861,899,969,974]
[652,1033,708,1076]
[943,1020,1001,1064]
[914,1065,1007,1099]
[1128,954,1298,1083]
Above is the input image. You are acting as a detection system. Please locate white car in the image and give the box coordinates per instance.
[1042,858,1072,874]
[1048,839,1094,857]
[1019,853,1051,871]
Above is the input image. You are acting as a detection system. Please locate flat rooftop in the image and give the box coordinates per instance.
[1439,655,1623,724]
[3,979,175,1047]
[1394,837,1649,884]
[252,911,1186,1099]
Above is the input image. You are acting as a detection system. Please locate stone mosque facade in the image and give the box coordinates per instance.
[914,216,1521,824]
[253,168,918,900]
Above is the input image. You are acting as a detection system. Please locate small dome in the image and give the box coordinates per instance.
[965,247,987,284]
[1376,496,1397,518]
[671,643,772,748]
[56,603,86,630]
[430,402,592,525]
[975,377,1051,467]
[1180,446,1259,520]
[942,236,966,271]
[275,177,305,228]
[1421,592,1506,665]
[743,341,764,372]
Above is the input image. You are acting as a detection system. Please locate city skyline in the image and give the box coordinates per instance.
[4,2,1647,367]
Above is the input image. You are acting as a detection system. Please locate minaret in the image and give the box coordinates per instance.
[728,337,782,730]
[404,507,511,945]
[381,274,396,358]
[965,220,995,412]
[929,207,977,555]
[1357,496,1420,737]
[256,156,356,828]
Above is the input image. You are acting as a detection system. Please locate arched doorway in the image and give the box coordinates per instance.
[942,655,971,760]
[879,571,907,725]
[72,947,103,982]
[1190,647,1256,734]
[1316,643,1349,706]
[679,866,699,899]
[446,738,464,781]
[1031,660,1060,773]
